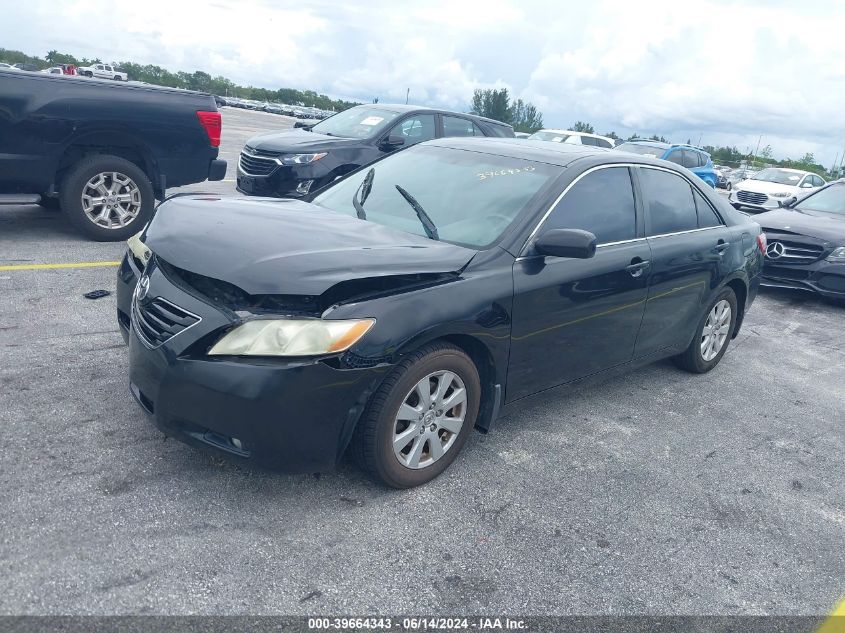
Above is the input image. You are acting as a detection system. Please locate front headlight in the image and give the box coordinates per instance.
[279,152,328,166]
[826,246,845,263]
[770,192,792,198]
[208,318,374,357]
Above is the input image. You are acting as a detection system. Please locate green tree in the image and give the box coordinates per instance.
[469,88,544,133]
[470,88,512,123]
[571,121,594,133]
[759,145,773,161]
[603,131,621,142]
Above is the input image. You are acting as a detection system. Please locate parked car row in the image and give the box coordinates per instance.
[216,96,334,119]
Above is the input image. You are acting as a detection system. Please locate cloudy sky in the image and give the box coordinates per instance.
[5,0,845,164]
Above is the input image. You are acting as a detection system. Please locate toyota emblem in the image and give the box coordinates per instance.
[766,242,785,259]
[135,274,150,301]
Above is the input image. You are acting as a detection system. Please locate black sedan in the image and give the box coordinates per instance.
[755,180,845,301]
[236,103,515,198]
[119,138,764,488]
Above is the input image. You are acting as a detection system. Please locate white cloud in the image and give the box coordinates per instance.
[3,0,844,164]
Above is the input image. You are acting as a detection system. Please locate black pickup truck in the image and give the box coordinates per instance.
[0,70,226,240]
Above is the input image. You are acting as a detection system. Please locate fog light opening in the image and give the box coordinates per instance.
[296,179,314,195]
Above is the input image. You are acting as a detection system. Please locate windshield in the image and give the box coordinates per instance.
[528,131,572,142]
[312,145,561,248]
[752,168,804,185]
[311,106,401,139]
[614,142,667,157]
[795,184,845,216]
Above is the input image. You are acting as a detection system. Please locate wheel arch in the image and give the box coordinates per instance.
[54,128,160,195]
[725,276,748,338]
[394,331,502,434]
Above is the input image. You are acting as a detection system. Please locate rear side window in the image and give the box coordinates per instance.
[666,151,684,165]
[581,136,598,146]
[681,151,701,169]
[639,168,698,235]
[692,188,723,228]
[442,116,476,138]
[542,167,637,244]
[484,123,514,138]
[596,138,614,149]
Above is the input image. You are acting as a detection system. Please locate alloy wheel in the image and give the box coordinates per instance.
[701,299,731,361]
[80,171,142,229]
[393,370,467,470]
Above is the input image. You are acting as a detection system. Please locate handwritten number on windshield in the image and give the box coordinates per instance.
[477,165,536,181]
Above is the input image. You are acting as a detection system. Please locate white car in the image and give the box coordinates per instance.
[527,129,616,149]
[729,167,825,212]
[78,63,128,81]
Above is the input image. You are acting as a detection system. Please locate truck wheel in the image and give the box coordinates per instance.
[59,155,154,241]
[113,75,121,81]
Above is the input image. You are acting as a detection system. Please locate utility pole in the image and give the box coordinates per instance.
[697,133,702,146]
[752,135,762,168]
[405,88,409,105]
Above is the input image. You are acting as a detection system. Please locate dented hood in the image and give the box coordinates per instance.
[143,196,476,295]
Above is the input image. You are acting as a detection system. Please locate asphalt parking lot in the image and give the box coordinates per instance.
[0,107,843,616]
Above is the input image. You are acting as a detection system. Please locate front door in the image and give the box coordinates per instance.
[508,166,651,401]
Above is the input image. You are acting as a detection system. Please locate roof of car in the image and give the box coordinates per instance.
[619,140,671,149]
[353,103,512,128]
[767,167,812,175]
[535,129,614,141]
[424,137,612,166]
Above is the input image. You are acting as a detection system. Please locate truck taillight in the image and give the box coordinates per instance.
[196,111,221,147]
[756,232,767,254]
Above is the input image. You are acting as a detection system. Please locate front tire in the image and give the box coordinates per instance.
[351,343,481,488]
[726,182,732,191]
[59,154,154,241]
[673,287,738,373]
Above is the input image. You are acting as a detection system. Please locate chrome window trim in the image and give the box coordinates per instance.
[518,162,727,258]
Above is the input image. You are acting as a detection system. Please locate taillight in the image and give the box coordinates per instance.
[196,111,221,147]
[756,232,767,254]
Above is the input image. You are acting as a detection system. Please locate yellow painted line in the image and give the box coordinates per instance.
[817,597,845,633]
[0,261,120,271]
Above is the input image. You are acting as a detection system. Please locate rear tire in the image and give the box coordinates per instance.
[59,154,154,241]
[351,343,481,488]
[673,287,738,373]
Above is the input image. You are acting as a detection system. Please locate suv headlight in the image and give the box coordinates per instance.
[279,152,328,166]
[826,246,845,263]
[208,318,374,357]
[770,192,792,198]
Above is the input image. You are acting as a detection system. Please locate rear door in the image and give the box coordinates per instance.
[508,165,651,400]
[633,166,733,357]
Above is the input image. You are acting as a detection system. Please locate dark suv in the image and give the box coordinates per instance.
[236,104,514,197]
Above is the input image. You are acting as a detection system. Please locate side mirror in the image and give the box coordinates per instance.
[534,229,597,259]
[379,135,405,150]
[779,196,798,208]
[800,182,813,188]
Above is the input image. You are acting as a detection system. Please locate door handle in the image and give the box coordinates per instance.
[714,241,730,254]
[626,260,650,278]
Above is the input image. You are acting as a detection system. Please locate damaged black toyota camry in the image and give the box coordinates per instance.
[117,138,764,488]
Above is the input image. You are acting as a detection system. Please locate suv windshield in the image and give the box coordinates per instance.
[311,106,401,139]
[795,184,845,216]
[614,142,668,157]
[312,145,561,248]
[752,168,804,185]
[528,131,573,142]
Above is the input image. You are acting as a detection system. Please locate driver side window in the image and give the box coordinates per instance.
[390,114,436,147]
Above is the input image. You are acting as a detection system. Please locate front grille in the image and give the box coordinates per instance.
[736,190,768,205]
[765,240,825,264]
[238,150,279,176]
[132,296,200,347]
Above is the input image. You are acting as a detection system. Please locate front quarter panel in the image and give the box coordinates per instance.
[326,250,515,394]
